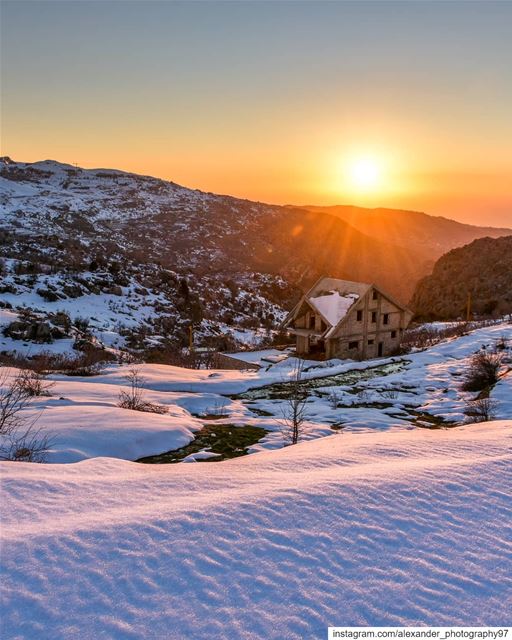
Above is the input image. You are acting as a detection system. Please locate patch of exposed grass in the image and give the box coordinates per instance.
[136,424,269,464]
[407,409,457,430]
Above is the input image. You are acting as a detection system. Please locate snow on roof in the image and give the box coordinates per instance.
[308,290,359,327]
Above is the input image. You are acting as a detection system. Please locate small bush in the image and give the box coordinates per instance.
[73,316,90,332]
[464,397,499,423]
[461,350,503,392]
[15,369,54,397]
[328,390,341,410]
[401,322,470,351]
[118,368,167,414]
[495,335,509,351]
[36,288,60,302]
[0,349,114,377]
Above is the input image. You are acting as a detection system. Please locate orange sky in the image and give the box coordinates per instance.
[2,1,511,227]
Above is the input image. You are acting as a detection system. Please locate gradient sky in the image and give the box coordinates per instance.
[1,0,511,226]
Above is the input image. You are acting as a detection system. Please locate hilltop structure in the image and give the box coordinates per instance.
[283,277,413,360]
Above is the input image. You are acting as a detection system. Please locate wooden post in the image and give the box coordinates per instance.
[189,324,194,353]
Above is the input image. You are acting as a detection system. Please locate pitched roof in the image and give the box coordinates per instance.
[283,276,411,338]
[308,290,360,327]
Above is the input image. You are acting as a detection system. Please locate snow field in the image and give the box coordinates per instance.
[0,322,511,463]
[1,422,511,638]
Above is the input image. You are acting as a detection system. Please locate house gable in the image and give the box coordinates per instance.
[327,285,411,339]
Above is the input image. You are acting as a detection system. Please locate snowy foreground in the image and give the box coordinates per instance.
[1,322,512,637]
[1,422,511,638]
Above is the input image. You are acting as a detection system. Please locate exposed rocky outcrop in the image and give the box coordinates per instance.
[410,236,512,320]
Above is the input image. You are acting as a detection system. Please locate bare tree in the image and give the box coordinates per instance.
[0,369,53,462]
[280,358,308,445]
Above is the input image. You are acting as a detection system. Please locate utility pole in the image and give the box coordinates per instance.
[466,291,472,322]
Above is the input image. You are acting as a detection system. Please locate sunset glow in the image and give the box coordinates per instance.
[347,158,381,191]
[1,1,511,226]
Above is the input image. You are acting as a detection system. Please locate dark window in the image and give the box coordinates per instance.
[391,330,397,339]
[372,291,378,300]
[371,311,377,323]
[383,313,389,325]
[348,341,359,349]
[356,310,363,321]
[309,315,315,329]
[368,339,374,346]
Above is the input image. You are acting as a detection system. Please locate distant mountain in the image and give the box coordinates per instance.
[295,204,511,259]
[1,157,509,351]
[410,235,512,320]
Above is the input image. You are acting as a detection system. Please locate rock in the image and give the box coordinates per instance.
[73,337,103,352]
[31,322,53,342]
[62,284,83,298]
[36,288,60,302]
[3,321,28,339]
[105,285,123,296]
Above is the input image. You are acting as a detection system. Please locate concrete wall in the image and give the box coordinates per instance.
[296,335,309,354]
[214,353,261,370]
[330,288,407,359]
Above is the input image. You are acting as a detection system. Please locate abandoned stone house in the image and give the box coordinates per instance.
[283,277,413,360]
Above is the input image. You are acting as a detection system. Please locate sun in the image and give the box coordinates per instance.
[348,157,381,191]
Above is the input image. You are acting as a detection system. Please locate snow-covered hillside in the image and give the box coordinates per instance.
[1,422,511,638]
[0,156,293,351]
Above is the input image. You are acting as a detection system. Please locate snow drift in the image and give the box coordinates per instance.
[1,421,511,638]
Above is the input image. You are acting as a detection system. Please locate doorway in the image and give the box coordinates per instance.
[378,342,384,357]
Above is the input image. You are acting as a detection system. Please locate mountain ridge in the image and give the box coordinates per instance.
[1,156,510,352]
[292,204,511,258]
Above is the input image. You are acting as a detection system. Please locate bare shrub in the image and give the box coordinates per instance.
[495,335,509,351]
[0,369,53,462]
[0,425,53,462]
[0,370,31,436]
[205,399,229,417]
[356,388,372,404]
[15,369,54,397]
[60,349,114,376]
[280,359,308,445]
[118,367,167,414]
[0,349,113,376]
[381,387,399,400]
[464,397,499,423]
[401,322,470,352]
[73,316,90,332]
[461,350,504,392]
[328,390,341,410]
